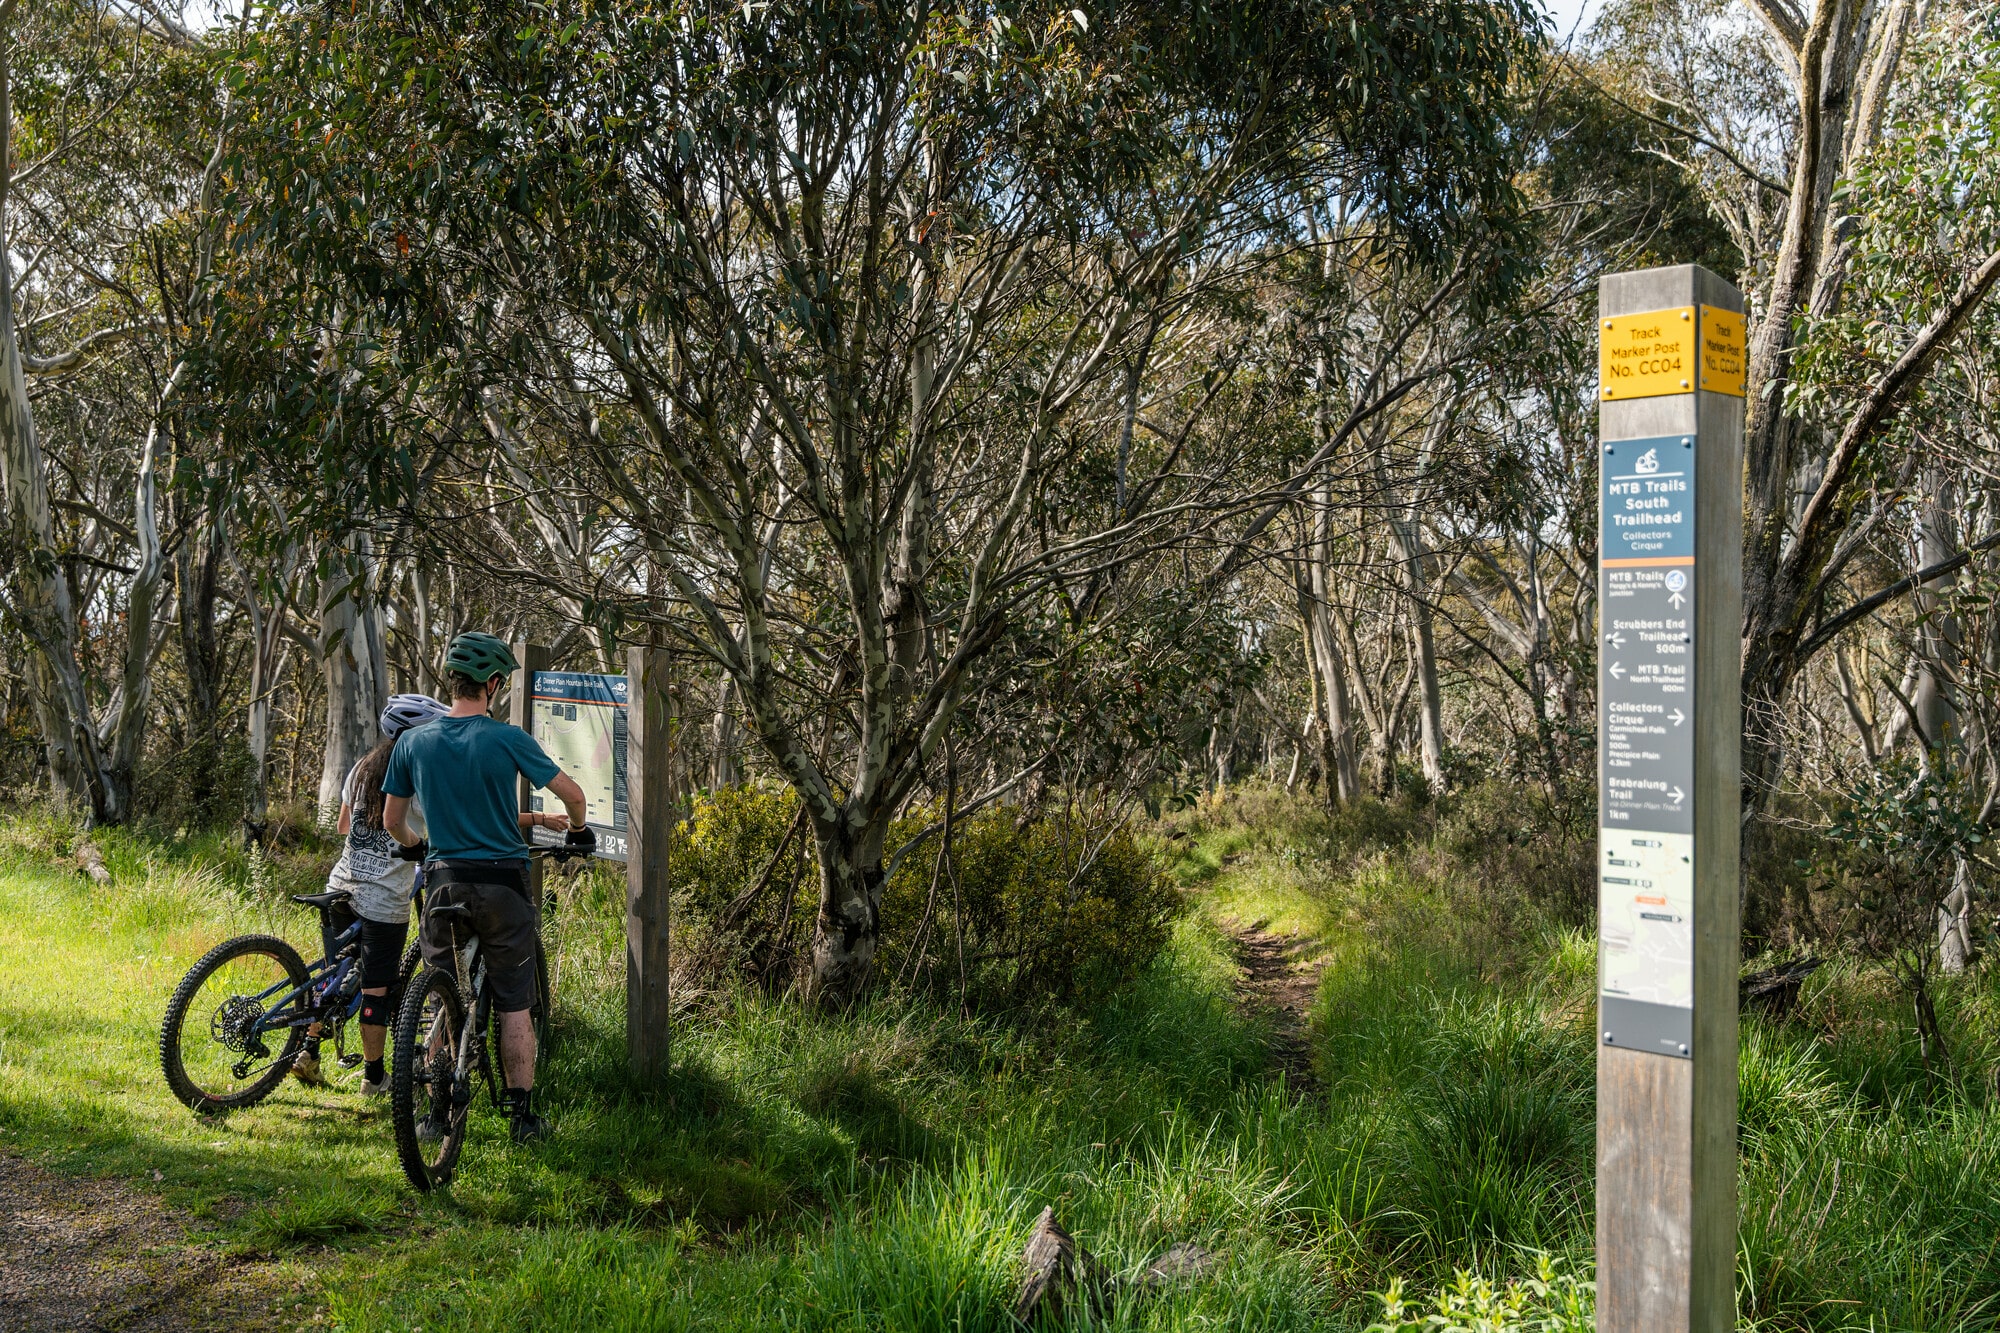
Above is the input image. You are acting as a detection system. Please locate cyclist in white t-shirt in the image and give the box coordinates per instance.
[293,693,450,1093]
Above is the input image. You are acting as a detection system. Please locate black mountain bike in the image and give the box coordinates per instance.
[160,883,423,1113]
[390,845,581,1191]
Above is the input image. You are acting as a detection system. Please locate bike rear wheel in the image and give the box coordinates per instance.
[159,935,310,1113]
[389,938,423,1016]
[391,965,469,1191]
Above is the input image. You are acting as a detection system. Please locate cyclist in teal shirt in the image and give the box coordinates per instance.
[382,632,590,1143]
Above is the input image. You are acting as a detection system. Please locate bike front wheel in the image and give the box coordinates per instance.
[159,934,309,1113]
[391,965,469,1191]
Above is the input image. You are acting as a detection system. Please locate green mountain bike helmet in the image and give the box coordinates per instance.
[445,631,520,683]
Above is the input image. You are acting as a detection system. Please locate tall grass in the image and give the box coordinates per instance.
[5,789,2000,1330]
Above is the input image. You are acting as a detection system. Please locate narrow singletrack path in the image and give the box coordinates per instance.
[0,1153,317,1332]
[1222,919,1327,1093]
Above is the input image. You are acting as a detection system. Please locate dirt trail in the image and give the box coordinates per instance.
[0,1154,318,1332]
[1224,920,1326,1092]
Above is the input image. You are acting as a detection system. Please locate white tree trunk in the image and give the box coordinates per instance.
[0,23,116,820]
[316,542,388,823]
[105,407,166,805]
[1386,510,1445,794]
[1911,471,1961,764]
[1299,578,1361,804]
[1939,855,1973,976]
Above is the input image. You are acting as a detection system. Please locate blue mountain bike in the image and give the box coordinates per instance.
[159,884,422,1113]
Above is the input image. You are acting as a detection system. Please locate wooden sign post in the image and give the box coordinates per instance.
[509,641,555,906]
[624,645,674,1082]
[510,640,676,1081]
[1595,264,1743,1333]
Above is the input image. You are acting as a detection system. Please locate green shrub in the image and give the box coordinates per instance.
[879,806,1184,1008]
[1366,1255,1594,1333]
[674,785,809,922]
[670,786,1182,1009]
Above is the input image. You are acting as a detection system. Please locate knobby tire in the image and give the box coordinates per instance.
[159,934,309,1113]
[391,965,467,1192]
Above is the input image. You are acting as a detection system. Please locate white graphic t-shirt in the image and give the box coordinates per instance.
[327,763,427,924]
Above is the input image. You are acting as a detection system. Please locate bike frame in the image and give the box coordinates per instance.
[255,870,429,1040]
[244,917,366,1039]
[447,935,493,1109]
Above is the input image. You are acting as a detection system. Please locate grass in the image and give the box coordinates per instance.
[2,789,1999,1329]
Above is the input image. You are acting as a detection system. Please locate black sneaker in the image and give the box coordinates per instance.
[510,1111,552,1144]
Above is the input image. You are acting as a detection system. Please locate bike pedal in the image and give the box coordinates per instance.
[339,1054,364,1069]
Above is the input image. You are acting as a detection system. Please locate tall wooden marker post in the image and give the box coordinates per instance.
[624,645,674,1082]
[1595,264,1743,1333]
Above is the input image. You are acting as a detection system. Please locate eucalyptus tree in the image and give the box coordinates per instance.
[0,0,225,824]
[231,0,1539,1003]
[1596,0,2000,835]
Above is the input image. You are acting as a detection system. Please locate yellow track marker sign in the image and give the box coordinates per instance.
[1697,304,1745,396]
[1599,306,1694,400]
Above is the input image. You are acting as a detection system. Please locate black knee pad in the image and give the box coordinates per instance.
[360,997,387,1027]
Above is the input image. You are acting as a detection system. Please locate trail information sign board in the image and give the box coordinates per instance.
[1599,433,1698,1054]
[1595,266,1743,1333]
[527,670,630,860]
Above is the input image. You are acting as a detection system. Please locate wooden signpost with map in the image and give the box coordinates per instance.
[510,641,677,1080]
[1595,265,1744,1333]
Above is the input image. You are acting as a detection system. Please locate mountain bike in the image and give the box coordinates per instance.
[159,884,423,1113]
[390,844,583,1191]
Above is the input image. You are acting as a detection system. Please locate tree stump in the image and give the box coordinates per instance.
[76,841,111,886]
[1013,1206,1110,1326]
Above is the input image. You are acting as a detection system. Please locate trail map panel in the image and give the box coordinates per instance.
[528,671,630,860]
[1599,432,1697,1057]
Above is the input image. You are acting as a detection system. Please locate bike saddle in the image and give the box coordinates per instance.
[290,890,353,909]
[427,903,470,916]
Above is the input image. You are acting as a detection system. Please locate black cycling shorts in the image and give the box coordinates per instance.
[420,868,541,1014]
[358,916,409,992]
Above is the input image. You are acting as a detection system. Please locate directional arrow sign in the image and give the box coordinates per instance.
[1606,631,1626,647]
[1669,590,1686,609]
[1670,709,1686,726]
[1609,662,1626,679]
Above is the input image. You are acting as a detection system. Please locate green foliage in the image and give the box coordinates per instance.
[671,784,811,939]
[1378,994,1595,1256]
[669,786,1182,1009]
[1366,1255,1594,1333]
[879,806,1185,1008]
[1792,5,2000,441]
[1812,756,1986,1063]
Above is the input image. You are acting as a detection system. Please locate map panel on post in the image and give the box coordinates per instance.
[527,670,630,861]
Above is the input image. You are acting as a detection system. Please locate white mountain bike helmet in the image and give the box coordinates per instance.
[380,693,450,739]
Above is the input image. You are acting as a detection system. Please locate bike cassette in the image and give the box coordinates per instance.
[211,995,266,1053]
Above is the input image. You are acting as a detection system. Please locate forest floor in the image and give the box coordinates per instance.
[2,791,1999,1331]
[0,1152,318,1331]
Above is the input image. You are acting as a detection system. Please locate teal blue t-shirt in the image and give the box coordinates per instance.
[382,714,562,863]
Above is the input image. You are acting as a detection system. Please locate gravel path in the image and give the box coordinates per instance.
[0,1154,318,1332]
